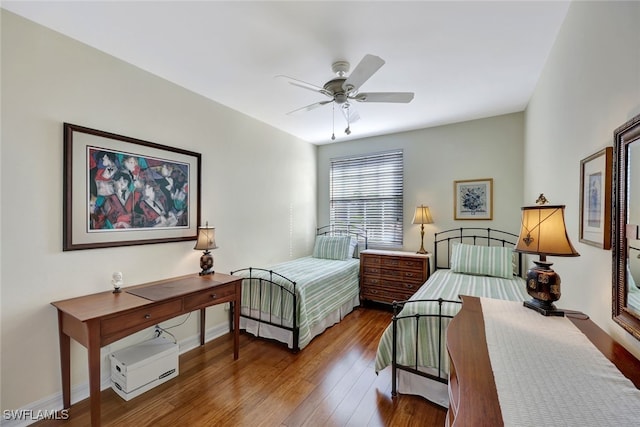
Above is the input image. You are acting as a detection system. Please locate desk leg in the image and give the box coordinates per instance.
[233,299,239,360]
[200,308,206,346]
[87,320,102,427]
[57,311,71,409]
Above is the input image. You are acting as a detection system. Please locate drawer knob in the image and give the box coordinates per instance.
[211,294,217,299]
[144,314,151,319]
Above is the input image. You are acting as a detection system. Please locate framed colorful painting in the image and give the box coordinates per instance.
[579,147,612,249]
[63,123,201,250]
[454,178,493,220]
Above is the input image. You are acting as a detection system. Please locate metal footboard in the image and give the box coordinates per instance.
[230,267,300,352]
[390,298,462,397]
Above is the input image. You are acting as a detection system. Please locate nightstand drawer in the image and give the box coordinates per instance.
[184,283,237,311]
[380,256,425,271]
[381,268,425,284]
[361,287,398,304]
[362,277,421,293]
[101,299,182,337]
[363,267,425,283]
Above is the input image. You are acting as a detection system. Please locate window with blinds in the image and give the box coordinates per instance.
[330,150,404,247]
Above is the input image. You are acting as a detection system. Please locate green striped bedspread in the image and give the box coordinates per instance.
[236,256,361,349]
[374,269,528,374]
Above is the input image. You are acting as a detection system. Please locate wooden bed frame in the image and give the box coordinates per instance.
[231,225,367,352]
[390,227,524,397]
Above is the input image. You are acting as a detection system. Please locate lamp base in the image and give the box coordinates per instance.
[416,226,429,254]
[523,259,564,316]
[523,299,564,317]
[199,251,214,276]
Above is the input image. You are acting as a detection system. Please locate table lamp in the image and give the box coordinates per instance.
[194,222,218,275]
[412,205,434,254]
[514,195,580,316]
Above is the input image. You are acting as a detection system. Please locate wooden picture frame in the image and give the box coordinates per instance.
[579,147,612,249]
[454,178,493,220]
[63,123,201,251]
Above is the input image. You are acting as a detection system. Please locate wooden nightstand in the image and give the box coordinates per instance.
[359,249,431,304]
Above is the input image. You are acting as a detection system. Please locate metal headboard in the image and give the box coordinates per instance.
[316,224,368,250]
[433,227,524,277]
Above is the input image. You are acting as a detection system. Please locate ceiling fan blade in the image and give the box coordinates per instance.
[275,75,331,97]
[353,92,414,103]
[286,100,332,115]
[342,54,385,92]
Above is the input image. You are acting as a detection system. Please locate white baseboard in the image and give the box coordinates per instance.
[0,323,229,427]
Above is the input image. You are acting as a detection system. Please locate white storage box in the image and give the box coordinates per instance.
[109,337,178,401]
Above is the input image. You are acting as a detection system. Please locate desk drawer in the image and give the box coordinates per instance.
[101,300,182,337]
[184,283,237,311]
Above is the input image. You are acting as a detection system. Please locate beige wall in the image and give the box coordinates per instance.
[1,11,316,411]
[317,113,525,254]
[524,1,640,357]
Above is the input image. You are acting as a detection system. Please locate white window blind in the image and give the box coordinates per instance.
[330,150,403,247]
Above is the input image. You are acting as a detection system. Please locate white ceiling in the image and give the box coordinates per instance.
[2,1,570,144]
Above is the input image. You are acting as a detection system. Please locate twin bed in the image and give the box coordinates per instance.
[374,227,530,407]
[231,225,366,352]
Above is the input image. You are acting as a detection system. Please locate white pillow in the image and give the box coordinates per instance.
[312,235,351,260]
[450,242,514,279]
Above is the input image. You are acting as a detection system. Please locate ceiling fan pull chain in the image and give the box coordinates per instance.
[331,102,336,140]
[345,103,351,135]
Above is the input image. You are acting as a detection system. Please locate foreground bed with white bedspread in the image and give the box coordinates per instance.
[374,227,529,407]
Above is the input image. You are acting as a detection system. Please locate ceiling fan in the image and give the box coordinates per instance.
[279,54,414,140]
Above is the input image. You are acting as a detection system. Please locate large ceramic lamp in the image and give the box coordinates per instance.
[194,223,218,276]
[514,198,580,316]
[412,205,434,254]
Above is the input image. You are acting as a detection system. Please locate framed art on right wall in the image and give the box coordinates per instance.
[579,146,612,249]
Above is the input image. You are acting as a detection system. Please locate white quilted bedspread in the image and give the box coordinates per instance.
[481,297,640,427]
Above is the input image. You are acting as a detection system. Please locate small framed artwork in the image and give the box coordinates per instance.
[63,123,201,251]
[454,178,493,220]
[579,147,612,249]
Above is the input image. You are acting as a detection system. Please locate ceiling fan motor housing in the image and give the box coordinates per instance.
[324,77,349,104]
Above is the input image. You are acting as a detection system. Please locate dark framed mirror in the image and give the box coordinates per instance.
[613,113,640,340]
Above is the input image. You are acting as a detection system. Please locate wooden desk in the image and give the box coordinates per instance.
[51,273,241,427]
[446,296,640,426]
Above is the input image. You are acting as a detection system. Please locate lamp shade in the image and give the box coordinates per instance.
[194,225,218,251]
[514,205,579,257]
[412,205,434,225]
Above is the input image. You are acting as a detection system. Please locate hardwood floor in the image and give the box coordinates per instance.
[35,307,447,426]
